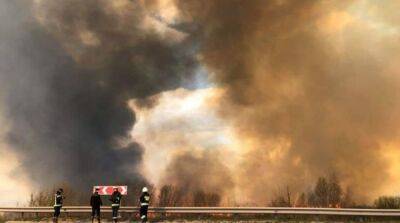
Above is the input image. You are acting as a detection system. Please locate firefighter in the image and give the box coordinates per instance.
[109,187,122,222]
[90,187,103,223]
[53,188,64,223]
[139,187,150,222]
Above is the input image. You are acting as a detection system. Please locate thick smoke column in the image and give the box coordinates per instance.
[173,0,400,203]
[0,0,197,189]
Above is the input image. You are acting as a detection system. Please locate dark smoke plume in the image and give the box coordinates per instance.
[0,0,197,189]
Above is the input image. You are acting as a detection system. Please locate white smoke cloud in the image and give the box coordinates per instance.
[0,112,30,206]
[130,87,239,187]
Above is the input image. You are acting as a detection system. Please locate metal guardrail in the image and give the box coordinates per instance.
[1,206,400,216]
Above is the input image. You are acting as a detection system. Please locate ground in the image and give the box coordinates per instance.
[5,221,400,223]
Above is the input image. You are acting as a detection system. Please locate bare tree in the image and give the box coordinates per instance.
[307,190,317,207]
[314,177,329,207]
[193,190,206,206]
[29,190,53,206]
[206,193,221,206]
[158,185,184,206]
[327,173,342,207]
[29,182,86,206]
[295,192,307,207]
[340,186,355,208]
[270,186,292,207]
[193,190,221,207]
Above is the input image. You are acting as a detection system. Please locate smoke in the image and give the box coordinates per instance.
[171,0,400,203]
[0,0,197,190]
[161,150,234,201]
[2,0,400,205]
[130,88,235,203]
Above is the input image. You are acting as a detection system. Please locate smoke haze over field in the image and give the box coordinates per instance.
[1,0,400,204]
[173,0,400,203]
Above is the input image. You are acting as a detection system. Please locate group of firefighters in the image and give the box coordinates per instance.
[53,186,150,223]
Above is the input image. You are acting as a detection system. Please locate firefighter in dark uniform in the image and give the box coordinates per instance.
[109,187,122,222]
[53,188,64,223]
[90,187,103,223]
[139,187,150,222]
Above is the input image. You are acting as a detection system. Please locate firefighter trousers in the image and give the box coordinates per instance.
[140,205,148,222]
[53,206,61,218]
[112,205,119,221]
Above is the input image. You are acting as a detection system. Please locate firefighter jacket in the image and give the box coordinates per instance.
[140,192,150,206]
[110,191,122,207]
[54,192,63,207]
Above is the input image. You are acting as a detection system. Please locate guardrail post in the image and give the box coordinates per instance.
[21,212,24,220]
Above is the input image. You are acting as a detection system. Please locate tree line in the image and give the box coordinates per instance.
[270,174,355,208]
[28,176,400,208]
[28,183,221,207]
